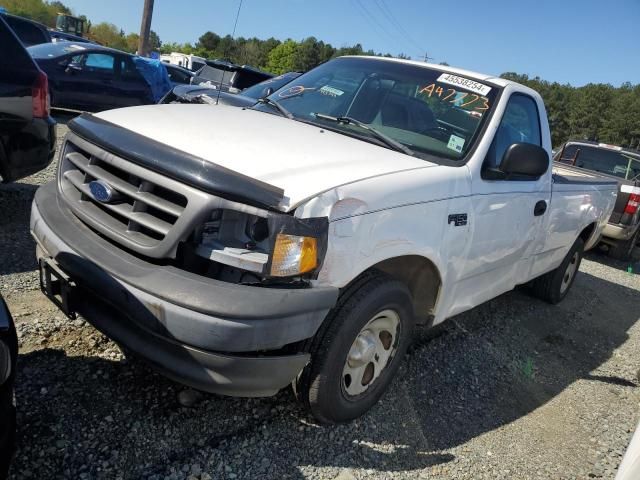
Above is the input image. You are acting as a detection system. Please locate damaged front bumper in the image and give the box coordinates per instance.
[30,182,338,397]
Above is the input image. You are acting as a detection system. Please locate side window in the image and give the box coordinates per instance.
[84,53,115,73]
[485,94,541,171]
[119,57,140,81]
[69,54,84,66]
[5,17,49,47]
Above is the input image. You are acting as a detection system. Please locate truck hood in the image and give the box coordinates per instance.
[96,104,435,210]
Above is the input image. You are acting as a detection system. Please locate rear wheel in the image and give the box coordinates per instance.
[529,237,584,304]
[294,272,414,424]
[608,226,640,261]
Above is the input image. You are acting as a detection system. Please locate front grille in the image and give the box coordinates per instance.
[58,132,204,258]
[58,131,271,260]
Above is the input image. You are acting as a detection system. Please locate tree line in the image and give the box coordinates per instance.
[160,32,407,75]
[4,0,639,150]
[501,73,640,149]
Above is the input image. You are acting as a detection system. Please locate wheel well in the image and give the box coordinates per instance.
[579,222,597,244]
[367,255,441,325]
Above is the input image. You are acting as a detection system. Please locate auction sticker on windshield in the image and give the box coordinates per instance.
[319,85,344,97]
[447,134,466,153]
[437,73,491,96]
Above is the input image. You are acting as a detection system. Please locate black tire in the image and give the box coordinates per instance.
[294,272,415,424]
[0,310,17,480]
[529,237,584,304]
[608,226,640,261]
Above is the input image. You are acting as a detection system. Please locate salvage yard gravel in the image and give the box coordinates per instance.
[1,121,639,479]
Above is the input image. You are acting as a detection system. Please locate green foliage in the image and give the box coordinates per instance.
[501,73,640,149]
[124,32,139,53]
[2,0,61,26]
[266,40,299,74]
[88,22,128,50]
[148,30,161,50]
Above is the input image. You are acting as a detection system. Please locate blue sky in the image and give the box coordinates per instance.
[61,0,639,86]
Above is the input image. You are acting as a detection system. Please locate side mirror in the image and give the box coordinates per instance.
[260,87,274,99]
[499,143,549,179]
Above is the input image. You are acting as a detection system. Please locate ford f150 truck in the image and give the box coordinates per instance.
[554,141,640,259]
[30,57,617,423]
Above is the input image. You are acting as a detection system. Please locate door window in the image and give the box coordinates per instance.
[119,57,141,81]
[485,94,541,170]
[84,53,115,72]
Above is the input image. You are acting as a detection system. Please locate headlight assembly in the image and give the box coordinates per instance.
[195,208,328,279]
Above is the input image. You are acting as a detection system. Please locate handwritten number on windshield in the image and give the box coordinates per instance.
[419,83,489,112]
[441,88,457,101]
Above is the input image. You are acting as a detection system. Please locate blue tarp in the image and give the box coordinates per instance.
[133,57,172,103]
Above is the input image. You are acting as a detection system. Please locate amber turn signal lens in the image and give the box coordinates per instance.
[270,233,318,277]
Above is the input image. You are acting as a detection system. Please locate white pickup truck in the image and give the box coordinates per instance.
[31,56,617,423]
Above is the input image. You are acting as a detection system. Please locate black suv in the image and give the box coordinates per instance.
[0,15,56,183]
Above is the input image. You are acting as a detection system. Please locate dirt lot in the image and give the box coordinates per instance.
[1,119,639,480]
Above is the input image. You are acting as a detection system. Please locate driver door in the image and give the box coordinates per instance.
[451,93,550,311]
[62,52,117,111]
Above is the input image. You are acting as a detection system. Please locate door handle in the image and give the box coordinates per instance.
[534,200,547,216]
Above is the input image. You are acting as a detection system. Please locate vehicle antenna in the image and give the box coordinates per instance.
[216,0,243,105]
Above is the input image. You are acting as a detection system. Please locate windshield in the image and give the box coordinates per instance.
[28,42,87,58]
[557,144,640,180]
[264,57,499,161]
[241,72,301,100]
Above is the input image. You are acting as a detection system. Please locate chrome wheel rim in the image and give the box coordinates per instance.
[342,309,400,397]
[561,252,579,294]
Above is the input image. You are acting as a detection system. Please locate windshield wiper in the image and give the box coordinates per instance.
[256,97,293,119]
[314,113,416,157]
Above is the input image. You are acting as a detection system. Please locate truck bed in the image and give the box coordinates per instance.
[552,163,619,188]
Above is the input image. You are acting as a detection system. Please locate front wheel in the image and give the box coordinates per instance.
[529,237,584,304]
[294,272,415,424]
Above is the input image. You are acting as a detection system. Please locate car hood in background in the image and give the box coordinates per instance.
[96,104,435,210]
[168,85,255,108]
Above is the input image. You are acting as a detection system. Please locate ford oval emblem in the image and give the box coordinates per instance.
[88,180,115,203]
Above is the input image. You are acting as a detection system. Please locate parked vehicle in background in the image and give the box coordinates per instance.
[164,63,195,86]
[28,43,171,112]
[192,60,273,93]
[161,72,301,106]
[55,13,85,37]
[31,57,617,424]
[0,294,18,479]
[555,141,640,259]
[0,16,55,182]
[160,52,206,72]
[0,11,95,47]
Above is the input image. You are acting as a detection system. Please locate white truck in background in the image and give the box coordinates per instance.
[160,52,206,72]
[31,57,617,424]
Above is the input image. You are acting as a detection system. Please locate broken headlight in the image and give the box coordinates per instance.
[196,209,328,279]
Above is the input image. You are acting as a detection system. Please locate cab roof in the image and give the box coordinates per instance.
[342,55,518,89]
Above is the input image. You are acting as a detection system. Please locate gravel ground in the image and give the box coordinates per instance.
[1,117,639,480]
